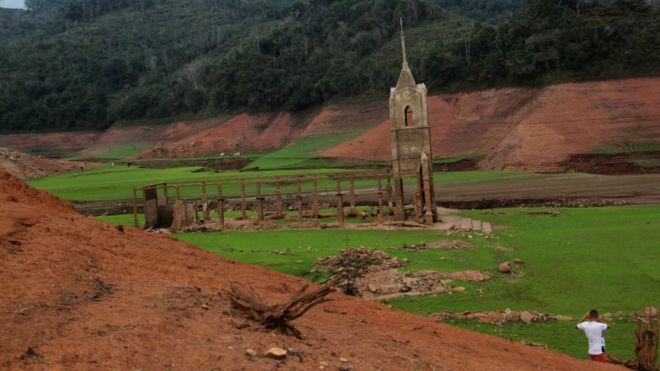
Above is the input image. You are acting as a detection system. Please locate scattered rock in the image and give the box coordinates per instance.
[453,287,466,293]
[402,240,472,251]
[340,357,349,363]
[266,347,287,360]
[513,258,524,265]
[181,220,224,233]
[635,307,660,322]
[434,310,572,325]
[498,262,512,274]
[245,349,257,357]
[520,311,534,324]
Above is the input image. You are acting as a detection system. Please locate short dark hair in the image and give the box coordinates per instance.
[589,309,599,318]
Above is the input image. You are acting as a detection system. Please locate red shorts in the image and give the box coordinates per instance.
[590,353,608,362]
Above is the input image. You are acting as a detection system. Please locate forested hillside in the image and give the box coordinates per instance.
[1,0,659,132]
[433,0,525,23]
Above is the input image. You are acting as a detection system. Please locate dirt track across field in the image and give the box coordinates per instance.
[435,173,660,205]
[0,170,623,370]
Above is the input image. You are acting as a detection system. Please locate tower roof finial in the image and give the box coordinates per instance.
[400,17,409,69]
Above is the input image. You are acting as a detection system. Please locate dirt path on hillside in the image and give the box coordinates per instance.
[0,170,622,370]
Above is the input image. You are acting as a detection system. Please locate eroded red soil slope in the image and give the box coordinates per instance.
[136,113,299,158]
[323,78,660,171]
[82,119,220,158]
[0,171,621,370]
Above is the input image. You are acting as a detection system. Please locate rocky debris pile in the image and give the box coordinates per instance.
[433,310,573,325]
[181,220,225,232]
[519,198,629,208]
[356,269,490,301]
[0,147,98,180]
[313,248,405,274]
[313,248,406,295]
[313,248,491,300]
[400,240,473,251]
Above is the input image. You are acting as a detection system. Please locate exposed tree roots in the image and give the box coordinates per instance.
[227,281,335,339]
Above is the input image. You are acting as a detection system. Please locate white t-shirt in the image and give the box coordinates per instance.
[577,321,608,355]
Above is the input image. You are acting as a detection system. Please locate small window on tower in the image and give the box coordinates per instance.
[404,106,413,127]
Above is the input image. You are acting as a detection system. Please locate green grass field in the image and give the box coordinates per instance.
[246,131,368,170]
[138,205,659,362]
[31,163,545,202]
[30,165,345,201]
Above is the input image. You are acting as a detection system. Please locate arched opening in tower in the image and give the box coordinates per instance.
[404,106,413,127]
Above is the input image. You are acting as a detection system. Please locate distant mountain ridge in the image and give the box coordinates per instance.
[0,0,659,132]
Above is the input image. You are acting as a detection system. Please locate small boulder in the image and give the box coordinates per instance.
[367,284,377,293]
[266,347,287,360]
[246,349,257,357]
[498,262,512,274]
[453,287,466,293]
[520,311,534,324]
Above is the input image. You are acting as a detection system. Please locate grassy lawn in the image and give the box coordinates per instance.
[175,229,448,280]
[105,204,659,363]
[31,163,548,202]
[393,205,660,361]
[246,131,367,170]
[29,165,346,201]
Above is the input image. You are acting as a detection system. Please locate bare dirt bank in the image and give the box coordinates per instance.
[0,171,621,370]
[323,78,660,172]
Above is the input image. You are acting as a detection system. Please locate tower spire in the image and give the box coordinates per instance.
[400,18,409,70]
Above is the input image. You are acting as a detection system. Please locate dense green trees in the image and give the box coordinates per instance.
[433,0,525,23]
[0,0,659,132]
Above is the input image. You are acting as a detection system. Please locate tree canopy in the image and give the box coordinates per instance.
[0,0,659,132]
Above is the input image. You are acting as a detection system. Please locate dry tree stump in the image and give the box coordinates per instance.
[621,319,660,371]
[227,281,335,339]
[629,320,659,371]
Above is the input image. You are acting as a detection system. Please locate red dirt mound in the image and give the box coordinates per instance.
[323,77,660,172]
[0,171,74,213]
[137,113,299,158]
[0,172,619,370]
[0,147,100,180]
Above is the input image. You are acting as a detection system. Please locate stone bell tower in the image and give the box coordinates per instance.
[390,19,436,225]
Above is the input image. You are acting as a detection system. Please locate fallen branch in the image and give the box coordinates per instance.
[227,280,335,339]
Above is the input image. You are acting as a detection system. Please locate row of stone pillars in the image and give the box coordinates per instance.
[232,176,396,226]
[136,175,404,230]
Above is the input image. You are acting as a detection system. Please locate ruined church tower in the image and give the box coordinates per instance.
[389,20,436,224]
